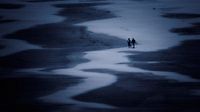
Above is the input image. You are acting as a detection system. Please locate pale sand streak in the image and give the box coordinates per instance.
[39,47,199,109]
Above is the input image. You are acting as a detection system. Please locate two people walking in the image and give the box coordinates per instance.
[127,38,136,48]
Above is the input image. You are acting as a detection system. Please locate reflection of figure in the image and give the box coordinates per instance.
[131,38,136,48]
[127,38,131,48]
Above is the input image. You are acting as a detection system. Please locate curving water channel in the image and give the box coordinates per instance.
[39,47,199,109]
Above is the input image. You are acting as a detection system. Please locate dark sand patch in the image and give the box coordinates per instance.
[0,45,5,49]
[75,69,200,111]
[170,22,200,35]
[0,19,17,24]
[0,72,81,112]
[5,2,124,49]
[0,32,5,49]
[0,49,88,69]
[5,23,124,49]
[158,7,180,11]
[85,0,107,1]
[162,13,200,19]
[127,40,200,79]
[0,15,17,23]
[130,0,158,2]
[54,2,109,8]
[54,3,114,24]
[0,3,24,9]
[23,0,63,2]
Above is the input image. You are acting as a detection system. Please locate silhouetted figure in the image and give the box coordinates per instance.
[127,38,131,48]
[131,38,136,48]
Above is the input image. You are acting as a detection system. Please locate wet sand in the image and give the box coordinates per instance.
[128,40,200,79]
[170,22,200,35]
[71,33,200,111]
[74,69,200,112]
[0,0,200,112]
[25,0,64,3]
[0,2,125,112]
[54,3,113,24]
[0,72,81,112]
[71,9,200,111]
[0,19,17,24]
[5,3,123,49]
[1,1,125,68]
[1,2,125,70]
[162,12,200,35]
[162,13,200,19]
[0,3,24,9]
[1,2,124,70]
[77,39,200,111]
[0,49,87,69]
[0,45,4,49]
[0,16,17,24]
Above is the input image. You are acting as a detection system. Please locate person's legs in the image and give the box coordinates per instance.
[132,44,135,48]
[128,42,131,48]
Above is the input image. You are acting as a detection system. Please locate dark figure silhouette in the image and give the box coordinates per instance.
[127,38,131,48]
[131,38,136,48]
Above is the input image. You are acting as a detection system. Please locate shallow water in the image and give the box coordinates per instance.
[77,0,200,51]
[0,1,65,56]
[1,0,200,109]
[39,47,199,108]
[39,0,200,108]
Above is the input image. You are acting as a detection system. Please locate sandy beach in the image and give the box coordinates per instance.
[0,0,200,112]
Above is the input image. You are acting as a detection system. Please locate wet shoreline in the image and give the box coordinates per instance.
[0,0,200,112]
[0,1,125,111]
